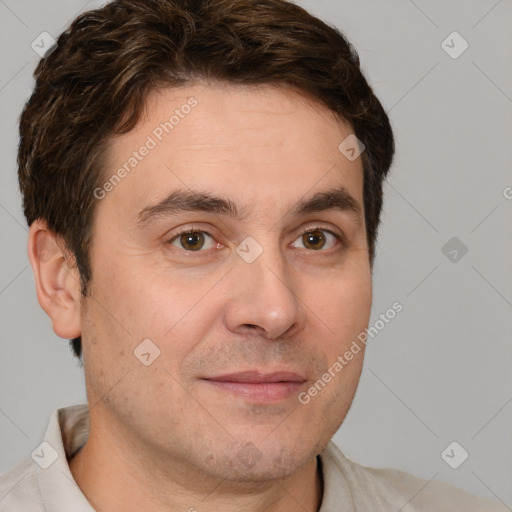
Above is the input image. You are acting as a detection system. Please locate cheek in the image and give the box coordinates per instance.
[87,254,179,333]
[84,264,221,372]
[306,260,372,340]
[295,269,370,443]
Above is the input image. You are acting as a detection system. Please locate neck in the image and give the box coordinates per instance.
[69,416,324,512]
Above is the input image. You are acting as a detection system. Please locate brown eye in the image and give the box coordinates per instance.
[303,230,326,250]
[292,228,339,251]
[169,231,215,251]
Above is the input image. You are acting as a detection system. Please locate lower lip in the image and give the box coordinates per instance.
[202,380,305,402]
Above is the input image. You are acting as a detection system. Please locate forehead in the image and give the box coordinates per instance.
[98,82,365,225]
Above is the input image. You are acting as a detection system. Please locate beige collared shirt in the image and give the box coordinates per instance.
[0,404,507,511]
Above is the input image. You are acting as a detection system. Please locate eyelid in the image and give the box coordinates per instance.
[164,223,219,241]
[298,220,346,240]
[299,223,344,238]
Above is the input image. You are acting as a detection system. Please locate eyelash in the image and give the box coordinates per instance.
[165,225,345,255]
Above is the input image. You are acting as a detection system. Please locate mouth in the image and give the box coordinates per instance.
[200,371,307,402]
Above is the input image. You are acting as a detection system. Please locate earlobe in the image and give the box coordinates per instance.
[27,220,82,339]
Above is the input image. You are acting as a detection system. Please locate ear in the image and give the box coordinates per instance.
[27,220,82,339]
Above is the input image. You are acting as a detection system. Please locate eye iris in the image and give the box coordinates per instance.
[303,230,326,250]
[181,232,204,251]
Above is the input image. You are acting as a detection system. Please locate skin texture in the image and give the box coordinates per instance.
[28,82,373,512]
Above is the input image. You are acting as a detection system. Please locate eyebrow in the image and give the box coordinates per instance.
[136,186,363,227]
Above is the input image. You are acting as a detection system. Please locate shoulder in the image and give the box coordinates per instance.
[321,442,508,511]
[0,403,90,512]
[0,458,45,511]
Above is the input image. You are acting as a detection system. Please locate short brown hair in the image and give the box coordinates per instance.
[18,0,394,360]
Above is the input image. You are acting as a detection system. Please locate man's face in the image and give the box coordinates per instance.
[81,83,372,482]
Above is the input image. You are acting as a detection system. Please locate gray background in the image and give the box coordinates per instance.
[1,0,511,506]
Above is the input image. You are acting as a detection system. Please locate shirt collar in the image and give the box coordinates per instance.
[36,404,93,511]
[318,441,355,512]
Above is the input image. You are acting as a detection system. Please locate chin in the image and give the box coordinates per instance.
[208,439,319,483]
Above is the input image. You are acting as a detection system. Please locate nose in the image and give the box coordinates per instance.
[223,240,305,340]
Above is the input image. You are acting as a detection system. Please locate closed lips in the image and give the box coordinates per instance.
[202,371,306,383]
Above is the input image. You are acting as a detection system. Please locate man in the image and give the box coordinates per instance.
[0,0,506,510]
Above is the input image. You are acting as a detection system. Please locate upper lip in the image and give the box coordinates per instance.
[202,371,307,383]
